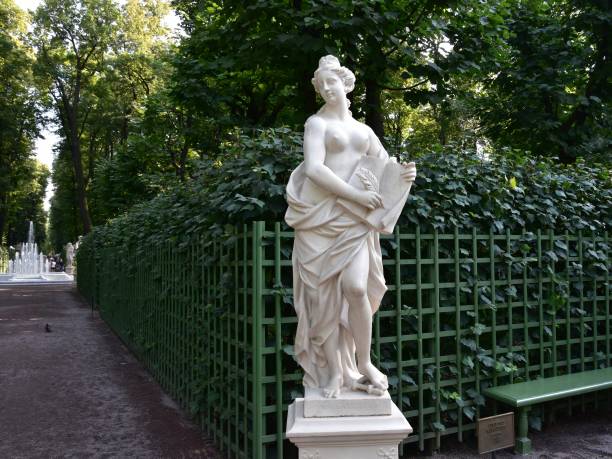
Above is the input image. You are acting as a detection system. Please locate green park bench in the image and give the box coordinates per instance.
[483,367,612,455]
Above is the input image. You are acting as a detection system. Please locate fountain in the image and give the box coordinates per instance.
[0,221,73,283]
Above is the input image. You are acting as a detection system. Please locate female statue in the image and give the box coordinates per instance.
[285,55,417,398]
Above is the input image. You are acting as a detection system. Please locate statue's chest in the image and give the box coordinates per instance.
[325,123,369,154]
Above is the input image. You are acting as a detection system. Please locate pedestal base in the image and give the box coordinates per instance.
[286,398,412,459]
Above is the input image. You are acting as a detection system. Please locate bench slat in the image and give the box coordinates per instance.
[483,368,612,407]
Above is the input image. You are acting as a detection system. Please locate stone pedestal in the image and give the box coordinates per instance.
[303,387,392,417]
[286,396,412,459]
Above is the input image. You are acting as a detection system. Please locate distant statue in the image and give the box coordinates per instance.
[285,55,417,398]
[65,243,74,273]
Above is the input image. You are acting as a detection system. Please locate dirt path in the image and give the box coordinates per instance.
[0,284,221,459]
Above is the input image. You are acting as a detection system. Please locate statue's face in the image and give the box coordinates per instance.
[316,70,345,104]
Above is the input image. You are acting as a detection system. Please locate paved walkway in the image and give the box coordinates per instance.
[0,284,221,458]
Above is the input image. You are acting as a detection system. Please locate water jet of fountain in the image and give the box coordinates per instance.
[28,221,35,244]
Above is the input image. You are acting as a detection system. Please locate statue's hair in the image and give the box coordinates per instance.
[311,55,355,94]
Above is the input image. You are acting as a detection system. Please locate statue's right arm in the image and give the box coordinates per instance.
[303,116,361,203]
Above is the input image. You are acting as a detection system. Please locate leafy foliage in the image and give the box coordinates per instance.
[475,1,612,163]
[84,128,301,249]
[32,0,174,241]
[0,0,46,246]
[33,0,610,253]
[48,145,82,250]
[82,128,610,254]
[5,160,50,246]
[401,145,611,233]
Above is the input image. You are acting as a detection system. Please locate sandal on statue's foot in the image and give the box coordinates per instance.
[351,380,385,396]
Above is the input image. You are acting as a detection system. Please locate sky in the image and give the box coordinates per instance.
[14,0,181,211]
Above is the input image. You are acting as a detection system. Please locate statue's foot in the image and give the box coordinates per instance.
[323,374,342,398]
[358,362,388,391]
[343,370,357,389]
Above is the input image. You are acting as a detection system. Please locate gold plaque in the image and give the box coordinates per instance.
[477,412,515,454]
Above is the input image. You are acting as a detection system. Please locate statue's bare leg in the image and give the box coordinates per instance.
[322,327,342,398]
[342,244,388,391]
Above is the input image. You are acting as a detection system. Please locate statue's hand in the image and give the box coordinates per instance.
[356,189,383,210]
[401,161,417,183]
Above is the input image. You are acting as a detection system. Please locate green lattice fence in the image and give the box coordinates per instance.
[77,222,611,458]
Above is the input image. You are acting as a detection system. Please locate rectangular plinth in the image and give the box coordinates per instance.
[304,387,392,417]
[287,398,412,459]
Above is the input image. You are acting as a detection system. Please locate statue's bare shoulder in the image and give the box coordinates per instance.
[305,114,327,133]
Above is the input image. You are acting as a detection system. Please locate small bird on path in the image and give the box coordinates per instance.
[45,323,51,333]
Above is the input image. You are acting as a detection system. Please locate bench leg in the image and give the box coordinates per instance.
[515,406,532,455]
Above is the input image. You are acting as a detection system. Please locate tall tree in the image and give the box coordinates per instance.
[474,0,611,163]
[32,0,120,233]
[48,144,81,251]
[44,0,178,235]
[171,0,457,142]
[6,160,50,246]
[0,0,40,244]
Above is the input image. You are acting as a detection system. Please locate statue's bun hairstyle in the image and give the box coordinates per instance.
[312,55,356,94]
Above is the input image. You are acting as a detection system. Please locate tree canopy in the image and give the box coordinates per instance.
[0,0,609,251]
[0,0,48,246]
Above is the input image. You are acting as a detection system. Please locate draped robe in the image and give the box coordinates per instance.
[285,161,407,388]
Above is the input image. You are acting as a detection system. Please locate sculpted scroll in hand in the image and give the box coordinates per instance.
[285,56,416,398]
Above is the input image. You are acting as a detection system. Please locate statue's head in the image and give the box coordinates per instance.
[311,55,355,97]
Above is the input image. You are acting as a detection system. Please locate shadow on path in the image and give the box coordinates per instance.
[0,284,222,458]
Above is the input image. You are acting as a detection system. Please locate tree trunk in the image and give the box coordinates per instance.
[293,0,319,120]
[438,106,448,146]
[556,22,609,164]
[69,127,93,233]
[62,98,93,234]
[58,68,93,234]
[298,67,318,118]
[177,113,193,182]
[364,77,385,140]
[0,194,7,245]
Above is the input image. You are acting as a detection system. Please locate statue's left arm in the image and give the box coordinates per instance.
[366,127,416,183]
[366,127,390,161]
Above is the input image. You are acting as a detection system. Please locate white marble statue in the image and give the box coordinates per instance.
[65,242,75,273]
[285,55,417,399]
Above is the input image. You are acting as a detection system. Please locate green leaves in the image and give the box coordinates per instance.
[399,146,611,235]
[0,0,45,246]
[475,1,612,163]
[432,421,446,432]
[81,128,302,250]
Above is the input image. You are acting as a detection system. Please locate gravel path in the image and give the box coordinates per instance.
[420,410,612,458]
[0,284,221,458]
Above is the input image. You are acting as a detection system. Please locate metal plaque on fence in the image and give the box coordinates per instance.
[477,412,515,454]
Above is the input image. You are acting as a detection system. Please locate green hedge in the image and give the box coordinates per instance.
[81,128,611,253]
